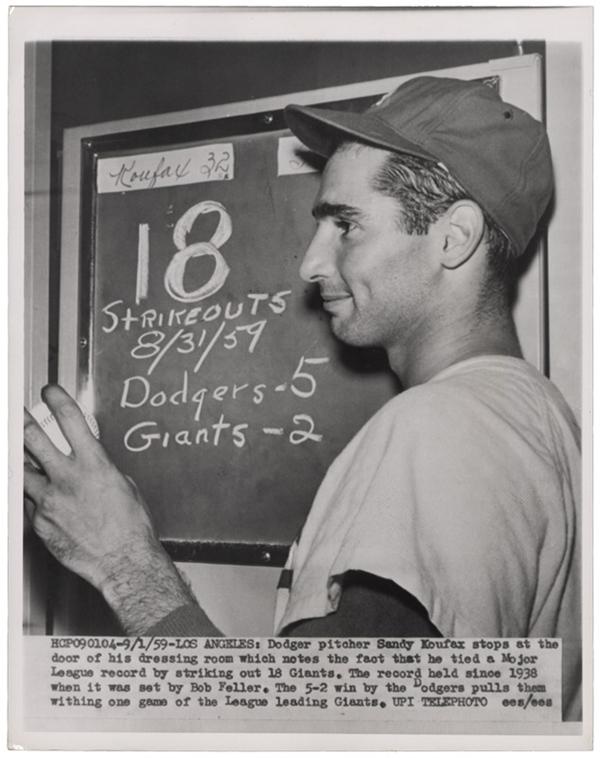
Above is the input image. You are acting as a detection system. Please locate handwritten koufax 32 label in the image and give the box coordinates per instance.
[96,144,234,194]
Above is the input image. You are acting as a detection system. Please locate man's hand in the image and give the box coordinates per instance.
[23,384,200,634]
[24,385,157,589]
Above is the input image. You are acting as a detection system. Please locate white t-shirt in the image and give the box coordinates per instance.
[274,356,581,720]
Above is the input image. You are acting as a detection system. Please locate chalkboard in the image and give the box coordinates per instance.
[63,56,544,565]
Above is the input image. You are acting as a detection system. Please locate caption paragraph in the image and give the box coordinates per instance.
[26,636,562,723]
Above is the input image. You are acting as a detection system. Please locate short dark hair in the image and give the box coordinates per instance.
[369,149,516,280]
[335,142,516,285]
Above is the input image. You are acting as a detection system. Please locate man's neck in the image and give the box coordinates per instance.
[386,310,523,389]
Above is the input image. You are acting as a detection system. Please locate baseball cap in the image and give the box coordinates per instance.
[284,76,553,254]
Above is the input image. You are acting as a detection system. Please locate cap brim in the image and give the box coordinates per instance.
[284,104,437,162]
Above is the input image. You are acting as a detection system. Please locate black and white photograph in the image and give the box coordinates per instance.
[10,5,592,750]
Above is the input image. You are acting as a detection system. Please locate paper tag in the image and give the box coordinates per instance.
[277,136,318,176]
[97,144,234,194]
[29,402,100,456]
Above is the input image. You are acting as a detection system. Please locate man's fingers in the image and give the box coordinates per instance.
[23,459,48,503]
[41,384,100,457]
[24,408,63,474]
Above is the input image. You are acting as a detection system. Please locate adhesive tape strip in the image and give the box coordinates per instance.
[29,402,100,456]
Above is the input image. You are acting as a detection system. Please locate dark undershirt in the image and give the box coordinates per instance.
[282,570,441,638]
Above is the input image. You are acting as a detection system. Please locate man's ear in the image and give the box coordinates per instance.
[440,200,485,270]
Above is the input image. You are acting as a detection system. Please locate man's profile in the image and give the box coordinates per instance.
[23,75,581,720]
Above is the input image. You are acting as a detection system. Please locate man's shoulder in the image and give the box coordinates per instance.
[380,356,571,420]
[362,355,578,462]
[368,356,516,429]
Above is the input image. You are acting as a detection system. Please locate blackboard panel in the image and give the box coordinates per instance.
[85,121,398,550]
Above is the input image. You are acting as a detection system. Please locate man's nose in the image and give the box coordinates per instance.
[299,229,336,283]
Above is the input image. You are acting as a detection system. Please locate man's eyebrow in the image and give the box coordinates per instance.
[311,202,362,221]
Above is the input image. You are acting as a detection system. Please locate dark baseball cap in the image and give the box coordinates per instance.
[284,76,553,254]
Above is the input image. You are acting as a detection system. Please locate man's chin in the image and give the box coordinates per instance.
[329,316,378,348]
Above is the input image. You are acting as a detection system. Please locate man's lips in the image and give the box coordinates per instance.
[321,292,351,302]
[321,293,352,312]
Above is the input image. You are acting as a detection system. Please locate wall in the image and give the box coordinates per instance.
[545,43,584,421]
[51,41,523,128]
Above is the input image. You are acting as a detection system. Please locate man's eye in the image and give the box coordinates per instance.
[335,219,355,236]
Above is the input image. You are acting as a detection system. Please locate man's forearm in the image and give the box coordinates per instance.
[98,541,221,636]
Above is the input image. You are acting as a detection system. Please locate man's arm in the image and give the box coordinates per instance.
[23,384,221,636]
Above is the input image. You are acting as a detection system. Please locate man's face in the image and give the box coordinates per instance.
[300,143,439,351]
